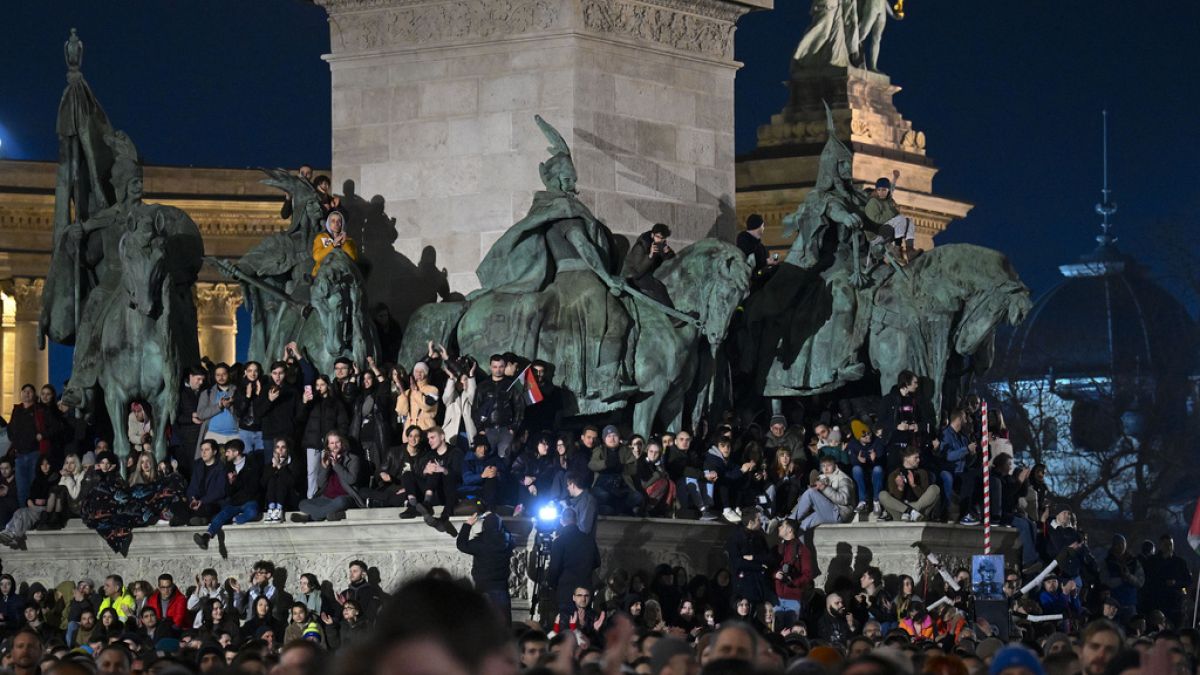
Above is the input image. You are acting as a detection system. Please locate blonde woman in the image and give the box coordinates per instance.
[44,454,85,528]
[127,451,159,486]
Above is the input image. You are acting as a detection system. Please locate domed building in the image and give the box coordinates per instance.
[991,122,1198,515]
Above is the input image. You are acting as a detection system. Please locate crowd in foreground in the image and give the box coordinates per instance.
[0,545,1194,675]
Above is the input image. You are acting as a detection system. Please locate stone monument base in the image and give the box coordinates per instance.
[3,513,1014,615]
[812,521,1018,589]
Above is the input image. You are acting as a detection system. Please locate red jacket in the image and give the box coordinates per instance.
[774,538,814,602]
[147,590,188,630]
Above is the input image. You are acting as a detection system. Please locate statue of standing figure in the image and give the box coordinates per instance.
[41,31,204,465]
[794,0,901,72]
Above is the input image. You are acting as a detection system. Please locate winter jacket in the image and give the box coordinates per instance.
[187,460,227,505]
[147,589,188,630]
[300,395,349,450]
[395,383,440,431]
[726,526,770,605]
[7,404,39,455]
[940,425,974,474]
[225,454,263,506]
[461,450,503,496]
[441,376,477,439]
[811,468,854,520]
[473,376,524,430]
[257,386,300,442]
[342,579,386,620]
[773,537,814,602]
[316,453,365,507]
[456,515,513,592]
[764,426,807,462]
[352,387,394,451]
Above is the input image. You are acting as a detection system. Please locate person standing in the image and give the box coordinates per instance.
[473,355,524,461]
[455,509,514,623]
[771,519,813,628]
[7,385,41,506]
[258,361,299,455]
[725,509,770,613]
[197,364,240,447]
[233,362,267,454]
[173,368,207,474]
[547,507,600,615]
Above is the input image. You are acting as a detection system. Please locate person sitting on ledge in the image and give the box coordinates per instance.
[786,455,853,532]
[292,430,363,523]
[879,446,941,523]
[311,210,357,275]
[414,426,463,536]
[194,439,262,550]
[171,439,225,527]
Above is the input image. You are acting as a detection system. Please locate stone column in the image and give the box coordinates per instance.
[194,283,243,366]
[0,289,16,414]
[318,0,772,293]
[10,278,48,391]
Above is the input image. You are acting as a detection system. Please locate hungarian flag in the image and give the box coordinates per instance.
[517,366,545,405]
[1188,495,1200,554]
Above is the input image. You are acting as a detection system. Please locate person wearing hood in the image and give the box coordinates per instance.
[455,509,514,622]
[460,436,504,510]
[787,455,853,531]
[311,210,357,275]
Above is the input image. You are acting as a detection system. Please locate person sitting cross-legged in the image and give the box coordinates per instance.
[194,439,262,550]
[879,447,941,522]
[292,430,364,523]
[787,455,853,532]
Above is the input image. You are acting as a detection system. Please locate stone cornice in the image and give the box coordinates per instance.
[320,0,763,61]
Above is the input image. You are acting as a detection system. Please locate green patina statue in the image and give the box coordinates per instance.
[209,171,379,375]
[738,105,1031,414]
[403,117,751,433]
[40,31,204,464]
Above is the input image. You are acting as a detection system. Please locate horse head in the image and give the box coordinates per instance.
[118,210,168,317]
[658,239,752,350]
[954,276,1032,357]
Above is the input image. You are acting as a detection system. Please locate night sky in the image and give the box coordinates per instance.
[4,1,1199,302]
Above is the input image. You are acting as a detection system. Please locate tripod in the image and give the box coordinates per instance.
[527,529,557,622]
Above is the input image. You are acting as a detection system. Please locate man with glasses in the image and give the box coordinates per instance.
[146,574,188,631]
[552,586,604,640]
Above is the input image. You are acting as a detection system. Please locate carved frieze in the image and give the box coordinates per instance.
[324,0,564,53]
[580,0,736,59]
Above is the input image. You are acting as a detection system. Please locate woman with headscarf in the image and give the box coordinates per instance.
[311,211,357,275]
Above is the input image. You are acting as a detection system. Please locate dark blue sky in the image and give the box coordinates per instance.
[4,1,1198,300]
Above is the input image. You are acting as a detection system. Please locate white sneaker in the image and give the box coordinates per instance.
[901,510,912,522]
[856,501,867,511]
[911,511,924,522]
[722,508,740,523]
[872,501,883,515]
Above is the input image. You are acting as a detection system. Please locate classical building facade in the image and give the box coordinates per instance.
[0,160,296,412]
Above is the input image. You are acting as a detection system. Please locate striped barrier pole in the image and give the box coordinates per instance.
[982,400,991,554]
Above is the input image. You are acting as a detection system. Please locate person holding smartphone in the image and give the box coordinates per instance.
[621,223,677,307]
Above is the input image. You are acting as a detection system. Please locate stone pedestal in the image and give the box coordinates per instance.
[194,282,244,366]
[9,278,48,392]
[811,522,1018,590]
[736,66,972,251]
[318,0,772,293]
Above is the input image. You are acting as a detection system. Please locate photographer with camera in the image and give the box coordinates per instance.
[456,506,514,623]
[771,519,813,629]
[473,354,525,461]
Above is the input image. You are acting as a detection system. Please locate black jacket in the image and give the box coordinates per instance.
[726,526,770,605]
[878,386,919,448]
[623,231,676,281]
[300,395,349,449]
[456,515,513,592]
[225,454,263,506]
[817,611,853,645]
[547,525,600,604]
[342,579,386,620]
[473,377,524,430]
[7,404,39,455]
[257,386,300,442]
[233,381,267,432]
